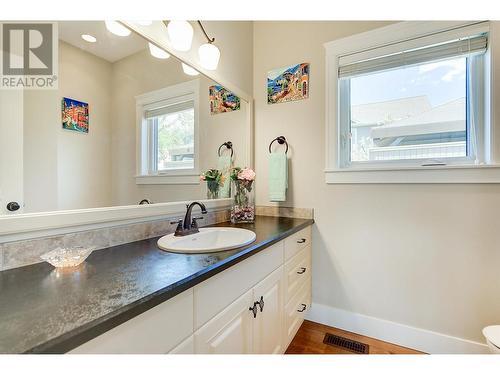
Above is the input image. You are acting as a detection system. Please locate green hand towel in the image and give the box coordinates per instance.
[217,155,232,198]
[269,153,288,202]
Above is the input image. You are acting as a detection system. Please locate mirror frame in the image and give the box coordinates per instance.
[0,21,254,241]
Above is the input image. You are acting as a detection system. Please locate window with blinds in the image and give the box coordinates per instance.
[145,97,195,173]
[337,25,488,167]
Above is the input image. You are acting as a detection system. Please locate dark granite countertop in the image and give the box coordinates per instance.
[0,216,313,354]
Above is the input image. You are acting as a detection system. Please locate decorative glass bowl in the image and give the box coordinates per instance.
[40,246,95,268]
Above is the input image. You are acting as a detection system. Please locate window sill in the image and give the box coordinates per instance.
[325,164,500,184]
[135,174,200,185]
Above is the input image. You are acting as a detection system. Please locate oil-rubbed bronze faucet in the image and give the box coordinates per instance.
[171,201,208,236]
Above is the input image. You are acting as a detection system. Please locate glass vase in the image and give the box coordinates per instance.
[206,180,219,199]
[230,179,255,223]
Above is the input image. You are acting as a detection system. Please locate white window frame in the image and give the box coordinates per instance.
[325,21,500,183]
[135,79,200,185]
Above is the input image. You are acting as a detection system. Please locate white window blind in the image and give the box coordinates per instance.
[339,33,488,79]
[144,99,194,119]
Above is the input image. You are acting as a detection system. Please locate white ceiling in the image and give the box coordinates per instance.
[58,21,148,62]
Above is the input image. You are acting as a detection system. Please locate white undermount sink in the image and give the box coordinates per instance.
[157,227,257,253]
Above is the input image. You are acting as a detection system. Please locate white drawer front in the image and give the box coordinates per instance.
[283,281,311,349]
[70,289,194,354]
[194,241,284,329]
[284,245,311,303]
[284,226,311,261]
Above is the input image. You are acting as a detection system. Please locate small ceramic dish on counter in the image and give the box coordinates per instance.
[40,246,96,268]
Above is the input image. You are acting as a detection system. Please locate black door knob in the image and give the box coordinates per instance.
[6,202,20,212]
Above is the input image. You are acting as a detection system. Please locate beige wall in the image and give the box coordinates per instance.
[253,21,500,343]
[23,89,59,212]
[110,49,248,206]
[57,41,113,210]
[202,21,254,95]
[0,91,24,214]
[22,41,112,212]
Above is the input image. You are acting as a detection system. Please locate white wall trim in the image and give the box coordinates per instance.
[325,163,500,183]
[0,198,231,242]
[324,21,500,184]
[135,79,200,182]
[135,174,200,185]
[307,302,489,354]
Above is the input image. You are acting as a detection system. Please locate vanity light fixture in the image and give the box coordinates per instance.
[182,63,199,76]
[197,21,220,70]
[148,42,170,59]
[81,34,97,43]
[105,21,131,37]
[166,21,193,51]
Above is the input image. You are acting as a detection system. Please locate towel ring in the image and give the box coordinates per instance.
[269,136,288,154]
[218,141,233,157]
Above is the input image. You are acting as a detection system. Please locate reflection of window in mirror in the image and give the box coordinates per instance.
[136,80,200,182]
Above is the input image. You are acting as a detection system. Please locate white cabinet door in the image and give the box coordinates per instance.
[194,289,254,354]
[252,266,285,354]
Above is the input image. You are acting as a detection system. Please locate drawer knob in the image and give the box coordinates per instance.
[297,267,307,275]
[297,304,307,313]
[297,238,306,244]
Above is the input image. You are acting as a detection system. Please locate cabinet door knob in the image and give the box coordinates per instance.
[257,296,264,312]
[297,238,306,244]
[6,202,20,212]
[297,304,307,313]
[297,267,307,275]
[249,303,258,318]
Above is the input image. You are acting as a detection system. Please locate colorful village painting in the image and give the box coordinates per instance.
[267,62,309,104]
[62,97,89,133]
[209,85,241,115]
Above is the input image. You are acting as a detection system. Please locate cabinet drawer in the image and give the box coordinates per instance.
[69,289,193,354]
[284,226,311,261]
[194,241,284,329]
[283,282,311,349]
[284,246,311,303]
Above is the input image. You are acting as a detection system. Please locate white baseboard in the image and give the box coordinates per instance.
[307,302,489,354]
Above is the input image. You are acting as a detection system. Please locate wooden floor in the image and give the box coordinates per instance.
[285,320,425,354]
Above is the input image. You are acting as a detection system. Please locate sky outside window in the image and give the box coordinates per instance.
[349,57,467,162]
[350,57,466,107]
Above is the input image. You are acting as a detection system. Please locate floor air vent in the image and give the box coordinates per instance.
[323,333,369,354]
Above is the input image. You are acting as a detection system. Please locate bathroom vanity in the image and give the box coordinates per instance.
[0,216,313,354]
[0,21,311,355]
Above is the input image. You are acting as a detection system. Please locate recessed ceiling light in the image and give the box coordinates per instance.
[182,63,199,76]
[148,42,170,59]
[81,34,97,43]
[105,21,131,37]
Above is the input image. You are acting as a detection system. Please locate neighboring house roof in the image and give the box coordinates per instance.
[371,98,465,139]
[351,96,432,127]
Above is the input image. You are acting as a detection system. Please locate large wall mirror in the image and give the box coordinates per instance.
[0,21,252,217]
